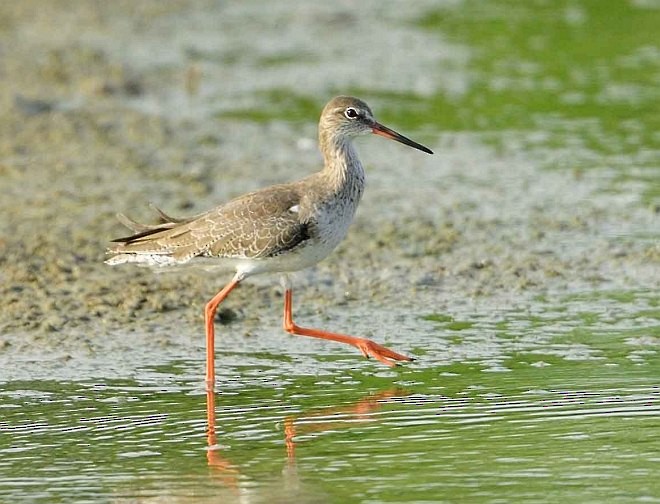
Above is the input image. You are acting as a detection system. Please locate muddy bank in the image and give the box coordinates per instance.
[0,1,657,365]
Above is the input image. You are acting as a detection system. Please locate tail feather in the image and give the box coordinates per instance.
[110,204,197,243]
[106,205,201,265]
[104,252,181,266]
[149,203,188,224]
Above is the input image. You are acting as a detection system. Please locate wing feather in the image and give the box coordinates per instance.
[107,183,312,264]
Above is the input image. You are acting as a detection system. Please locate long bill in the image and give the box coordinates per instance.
[372,122,433,155]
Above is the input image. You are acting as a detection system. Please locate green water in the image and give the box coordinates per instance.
[2,360,658,502]
[2,0,659,502]
[2,290,658,502]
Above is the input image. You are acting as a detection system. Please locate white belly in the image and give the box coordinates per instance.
[236,199,358,279]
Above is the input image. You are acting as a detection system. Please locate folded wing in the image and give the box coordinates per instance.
[106,184,310,265]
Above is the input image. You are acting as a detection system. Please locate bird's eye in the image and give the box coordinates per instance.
[344,107,359,119]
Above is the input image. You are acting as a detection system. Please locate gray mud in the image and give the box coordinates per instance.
[0,1,657,378]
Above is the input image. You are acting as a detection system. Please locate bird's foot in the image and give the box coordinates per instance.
[355,338,413,367]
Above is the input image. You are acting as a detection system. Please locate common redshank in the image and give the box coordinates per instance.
[106,96,433,390]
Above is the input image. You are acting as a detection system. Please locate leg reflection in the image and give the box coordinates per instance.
[206,387,410,491]
[206,389,240,491]
[283,388,407,466]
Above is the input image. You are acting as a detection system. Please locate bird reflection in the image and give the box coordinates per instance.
[205,387,409,494]
[283,388,405,464]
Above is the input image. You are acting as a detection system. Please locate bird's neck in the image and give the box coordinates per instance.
[318,133,365,197]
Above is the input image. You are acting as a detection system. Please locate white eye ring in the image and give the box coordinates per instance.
[344,107,359,119]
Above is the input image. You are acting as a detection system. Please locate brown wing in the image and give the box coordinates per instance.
[108,183,310,263]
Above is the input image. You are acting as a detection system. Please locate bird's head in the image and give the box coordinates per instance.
[320,96,433,155]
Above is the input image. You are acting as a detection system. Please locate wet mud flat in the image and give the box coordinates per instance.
[0,1,658,379]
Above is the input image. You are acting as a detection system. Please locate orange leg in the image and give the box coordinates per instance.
[282,288,413,367]
[205,278,240,391]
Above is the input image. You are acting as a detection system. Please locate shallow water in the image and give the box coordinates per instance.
[1,0,659,502]
[2,290,658,502]
[2,362,658,502]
